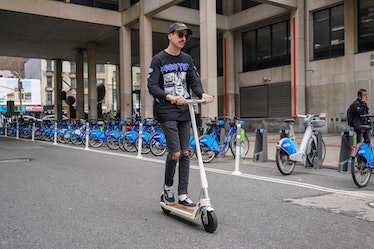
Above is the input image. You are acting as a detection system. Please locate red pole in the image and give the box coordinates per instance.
[292,18,297,117]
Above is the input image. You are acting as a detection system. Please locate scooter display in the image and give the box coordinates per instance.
[276,114,326,175]
[159,99,218,233]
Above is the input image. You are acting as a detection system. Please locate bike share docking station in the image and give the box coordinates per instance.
[253,128,268,162]
[312,130,323,169]
[338,131,355,173]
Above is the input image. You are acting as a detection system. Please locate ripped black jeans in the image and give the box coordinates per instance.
[161,120,191,196]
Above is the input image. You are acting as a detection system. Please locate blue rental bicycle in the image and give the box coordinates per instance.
[349,114,374,188]
[198,117,249,163]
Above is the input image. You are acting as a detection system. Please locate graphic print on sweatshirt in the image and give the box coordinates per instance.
[161,62,190,99]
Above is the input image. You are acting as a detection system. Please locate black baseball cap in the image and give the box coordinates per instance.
[167,22,193,35]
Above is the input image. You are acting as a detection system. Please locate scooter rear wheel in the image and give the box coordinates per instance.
[276,148,296,175]
[351,156,372,188]
[201,210,217,233]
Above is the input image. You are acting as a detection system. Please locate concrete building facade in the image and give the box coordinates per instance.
[0,0,373,133]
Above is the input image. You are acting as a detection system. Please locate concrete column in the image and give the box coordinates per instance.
[291,0,306,116]
[199,0,218,118]
[139,0,153,118]
[223,30,236,117]
[87,42,98,120]
[54,59,63,120]
[344,0,355,106]
[119,25,132,121]
[75,48,84,120]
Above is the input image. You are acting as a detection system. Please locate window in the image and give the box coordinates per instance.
[84,78,88,88]
[46,60,53,72]
[69,0,118,11]
[70,78,76,89]
[313,5,344,60]
[358,0,374,52]
[217,37,223,76]
[70,62,76,73]
[47,76,53,88]
[47,92,53,105]
[242,0,261,10]
[96,64,105,73]
[243,20,290,72]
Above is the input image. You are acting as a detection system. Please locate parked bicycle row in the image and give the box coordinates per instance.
[0,116,250,164]
[1,113,372,188]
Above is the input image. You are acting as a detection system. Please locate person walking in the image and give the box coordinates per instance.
[147,22,214,208]
[349,88,370,143]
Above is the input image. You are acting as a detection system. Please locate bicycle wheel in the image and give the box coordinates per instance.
[350,156,372,188]
[135,134,151,154]
[149,133,167,156]
[71,133,83,145]
[122,135,137,152]
[89,136,103,148]
[106,135,119,150]
[306,138,326,165]
[197,139,216,163]
[57,132,65,143]
[276,148,296,175]
[229,133,250,157]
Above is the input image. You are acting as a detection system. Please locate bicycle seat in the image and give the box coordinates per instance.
[358,125,371,130]
[283,119,295,124]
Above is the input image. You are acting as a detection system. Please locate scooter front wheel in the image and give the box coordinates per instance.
[351,156,372,188]
[276,148,296,175]
[201,210,217,233]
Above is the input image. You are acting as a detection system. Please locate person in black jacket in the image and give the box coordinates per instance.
[351,88,370,143]
[147,22,214,208]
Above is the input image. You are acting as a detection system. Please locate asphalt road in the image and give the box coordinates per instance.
[0,136,373,249]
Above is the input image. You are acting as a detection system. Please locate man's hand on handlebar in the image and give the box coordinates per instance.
[167,95,187,105]
[201,93,214,104]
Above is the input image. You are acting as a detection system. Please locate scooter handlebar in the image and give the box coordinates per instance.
[170,98,205,105]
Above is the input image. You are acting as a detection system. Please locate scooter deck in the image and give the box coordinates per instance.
[163,202,195,214]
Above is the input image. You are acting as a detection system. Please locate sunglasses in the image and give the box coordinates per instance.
[175,31,189,40]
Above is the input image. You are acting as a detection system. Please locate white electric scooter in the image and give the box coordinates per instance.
[160,99,218,233]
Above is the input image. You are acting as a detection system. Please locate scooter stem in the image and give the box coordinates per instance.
[187,100,209,190]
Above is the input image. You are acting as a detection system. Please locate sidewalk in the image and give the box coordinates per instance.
[245,133,343,169]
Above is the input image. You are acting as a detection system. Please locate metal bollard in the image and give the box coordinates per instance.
[232,122,242,175]
[338,131,354,173]
[312,130,323,169]
[16,121,19,139]
[4,123,7,137]
[253,128,268,162]
[31,122,35,141]
[54,122,58,144]
[136,121,143,159]
[85,122,90,150]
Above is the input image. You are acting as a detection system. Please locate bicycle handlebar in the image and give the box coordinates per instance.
[360,114,374,118]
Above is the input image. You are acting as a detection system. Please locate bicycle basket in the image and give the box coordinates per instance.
[311,119,325,128]
[218,119,226,126]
